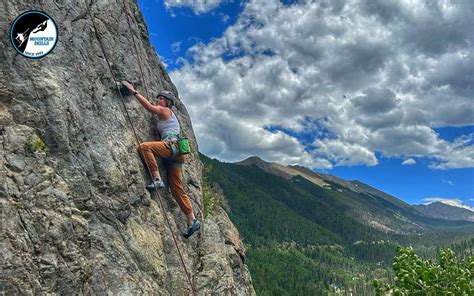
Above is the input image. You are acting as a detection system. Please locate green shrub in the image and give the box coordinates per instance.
[373,246,473,295]
[202,164,221,218]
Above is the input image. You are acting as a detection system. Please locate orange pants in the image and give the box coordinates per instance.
[139,141,193,215]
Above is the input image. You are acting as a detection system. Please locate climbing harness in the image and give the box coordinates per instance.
[161,131,179,160]
[88,2,199,295]
[161,129,191,156]
[162,130,179,142]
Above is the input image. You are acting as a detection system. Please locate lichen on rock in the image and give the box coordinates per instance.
[25,134,47,154]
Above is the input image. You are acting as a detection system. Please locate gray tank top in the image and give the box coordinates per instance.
[157,110,180,140]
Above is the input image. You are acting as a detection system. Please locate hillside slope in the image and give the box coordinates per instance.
[236,156,473,235]
[239,156,411,211]
[215,155,474,243]
[204,154,474,294]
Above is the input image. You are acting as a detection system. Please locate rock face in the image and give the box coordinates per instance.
[0,1,254,295]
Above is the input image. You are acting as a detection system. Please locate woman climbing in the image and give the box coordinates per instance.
[121,81,200,239]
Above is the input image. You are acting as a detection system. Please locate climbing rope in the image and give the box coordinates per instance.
[88,4,196,295]
[122,0,151,99]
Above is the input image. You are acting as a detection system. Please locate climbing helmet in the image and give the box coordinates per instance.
[156,90,176,107]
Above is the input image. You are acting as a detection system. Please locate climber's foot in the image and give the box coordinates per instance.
[146,179,165,190]
[183,219,201,239]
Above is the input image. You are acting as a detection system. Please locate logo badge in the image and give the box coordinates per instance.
[9,10,58,59]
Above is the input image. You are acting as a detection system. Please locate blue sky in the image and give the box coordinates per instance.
[138,0,243,70]
[138,0,474,208]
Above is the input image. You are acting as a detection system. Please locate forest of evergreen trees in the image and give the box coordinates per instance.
[200,154,474,295]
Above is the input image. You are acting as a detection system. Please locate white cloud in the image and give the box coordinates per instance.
[402,158,416,165]
[428,134,474,170]
[170,0,474,168]
[164,0,224,14]
[221,13,230,23]
[313,138,378,167]
[171,41,181,53]
[442,179,454,186]
[423,197,474,212]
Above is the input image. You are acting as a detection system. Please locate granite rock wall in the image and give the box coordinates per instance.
[0,1,254,294]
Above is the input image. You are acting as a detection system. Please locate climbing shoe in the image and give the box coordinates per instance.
[146,179,165,190]
[183,219,201,239]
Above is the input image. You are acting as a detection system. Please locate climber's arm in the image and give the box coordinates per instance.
[121,80,166,116]
[134,92,166,116]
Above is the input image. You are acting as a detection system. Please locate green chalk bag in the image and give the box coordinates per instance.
[178,137,191,155]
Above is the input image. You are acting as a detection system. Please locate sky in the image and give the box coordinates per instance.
[137,0,474,208]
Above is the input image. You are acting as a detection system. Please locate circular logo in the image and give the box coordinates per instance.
[9,10,58,59]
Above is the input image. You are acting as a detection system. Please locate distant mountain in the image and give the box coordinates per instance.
[215,154,474,237]
[414,202,474,222]
[202,154,474,295]
[238,156,474,223]
[238,156,415,219]
[237,156,330,187]
[235,156,474,229]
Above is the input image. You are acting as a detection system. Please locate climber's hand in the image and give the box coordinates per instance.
[121,81,135,93]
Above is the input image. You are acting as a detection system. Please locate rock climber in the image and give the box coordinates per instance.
[15,29,29,47]
[121,81,200,239]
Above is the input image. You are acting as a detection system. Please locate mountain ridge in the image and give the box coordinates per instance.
[414,202,474,222]
[236,155,470,222]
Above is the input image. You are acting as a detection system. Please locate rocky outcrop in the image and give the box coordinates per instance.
[0,0,254,294]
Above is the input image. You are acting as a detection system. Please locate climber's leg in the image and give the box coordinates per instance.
[139,141,172,189]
